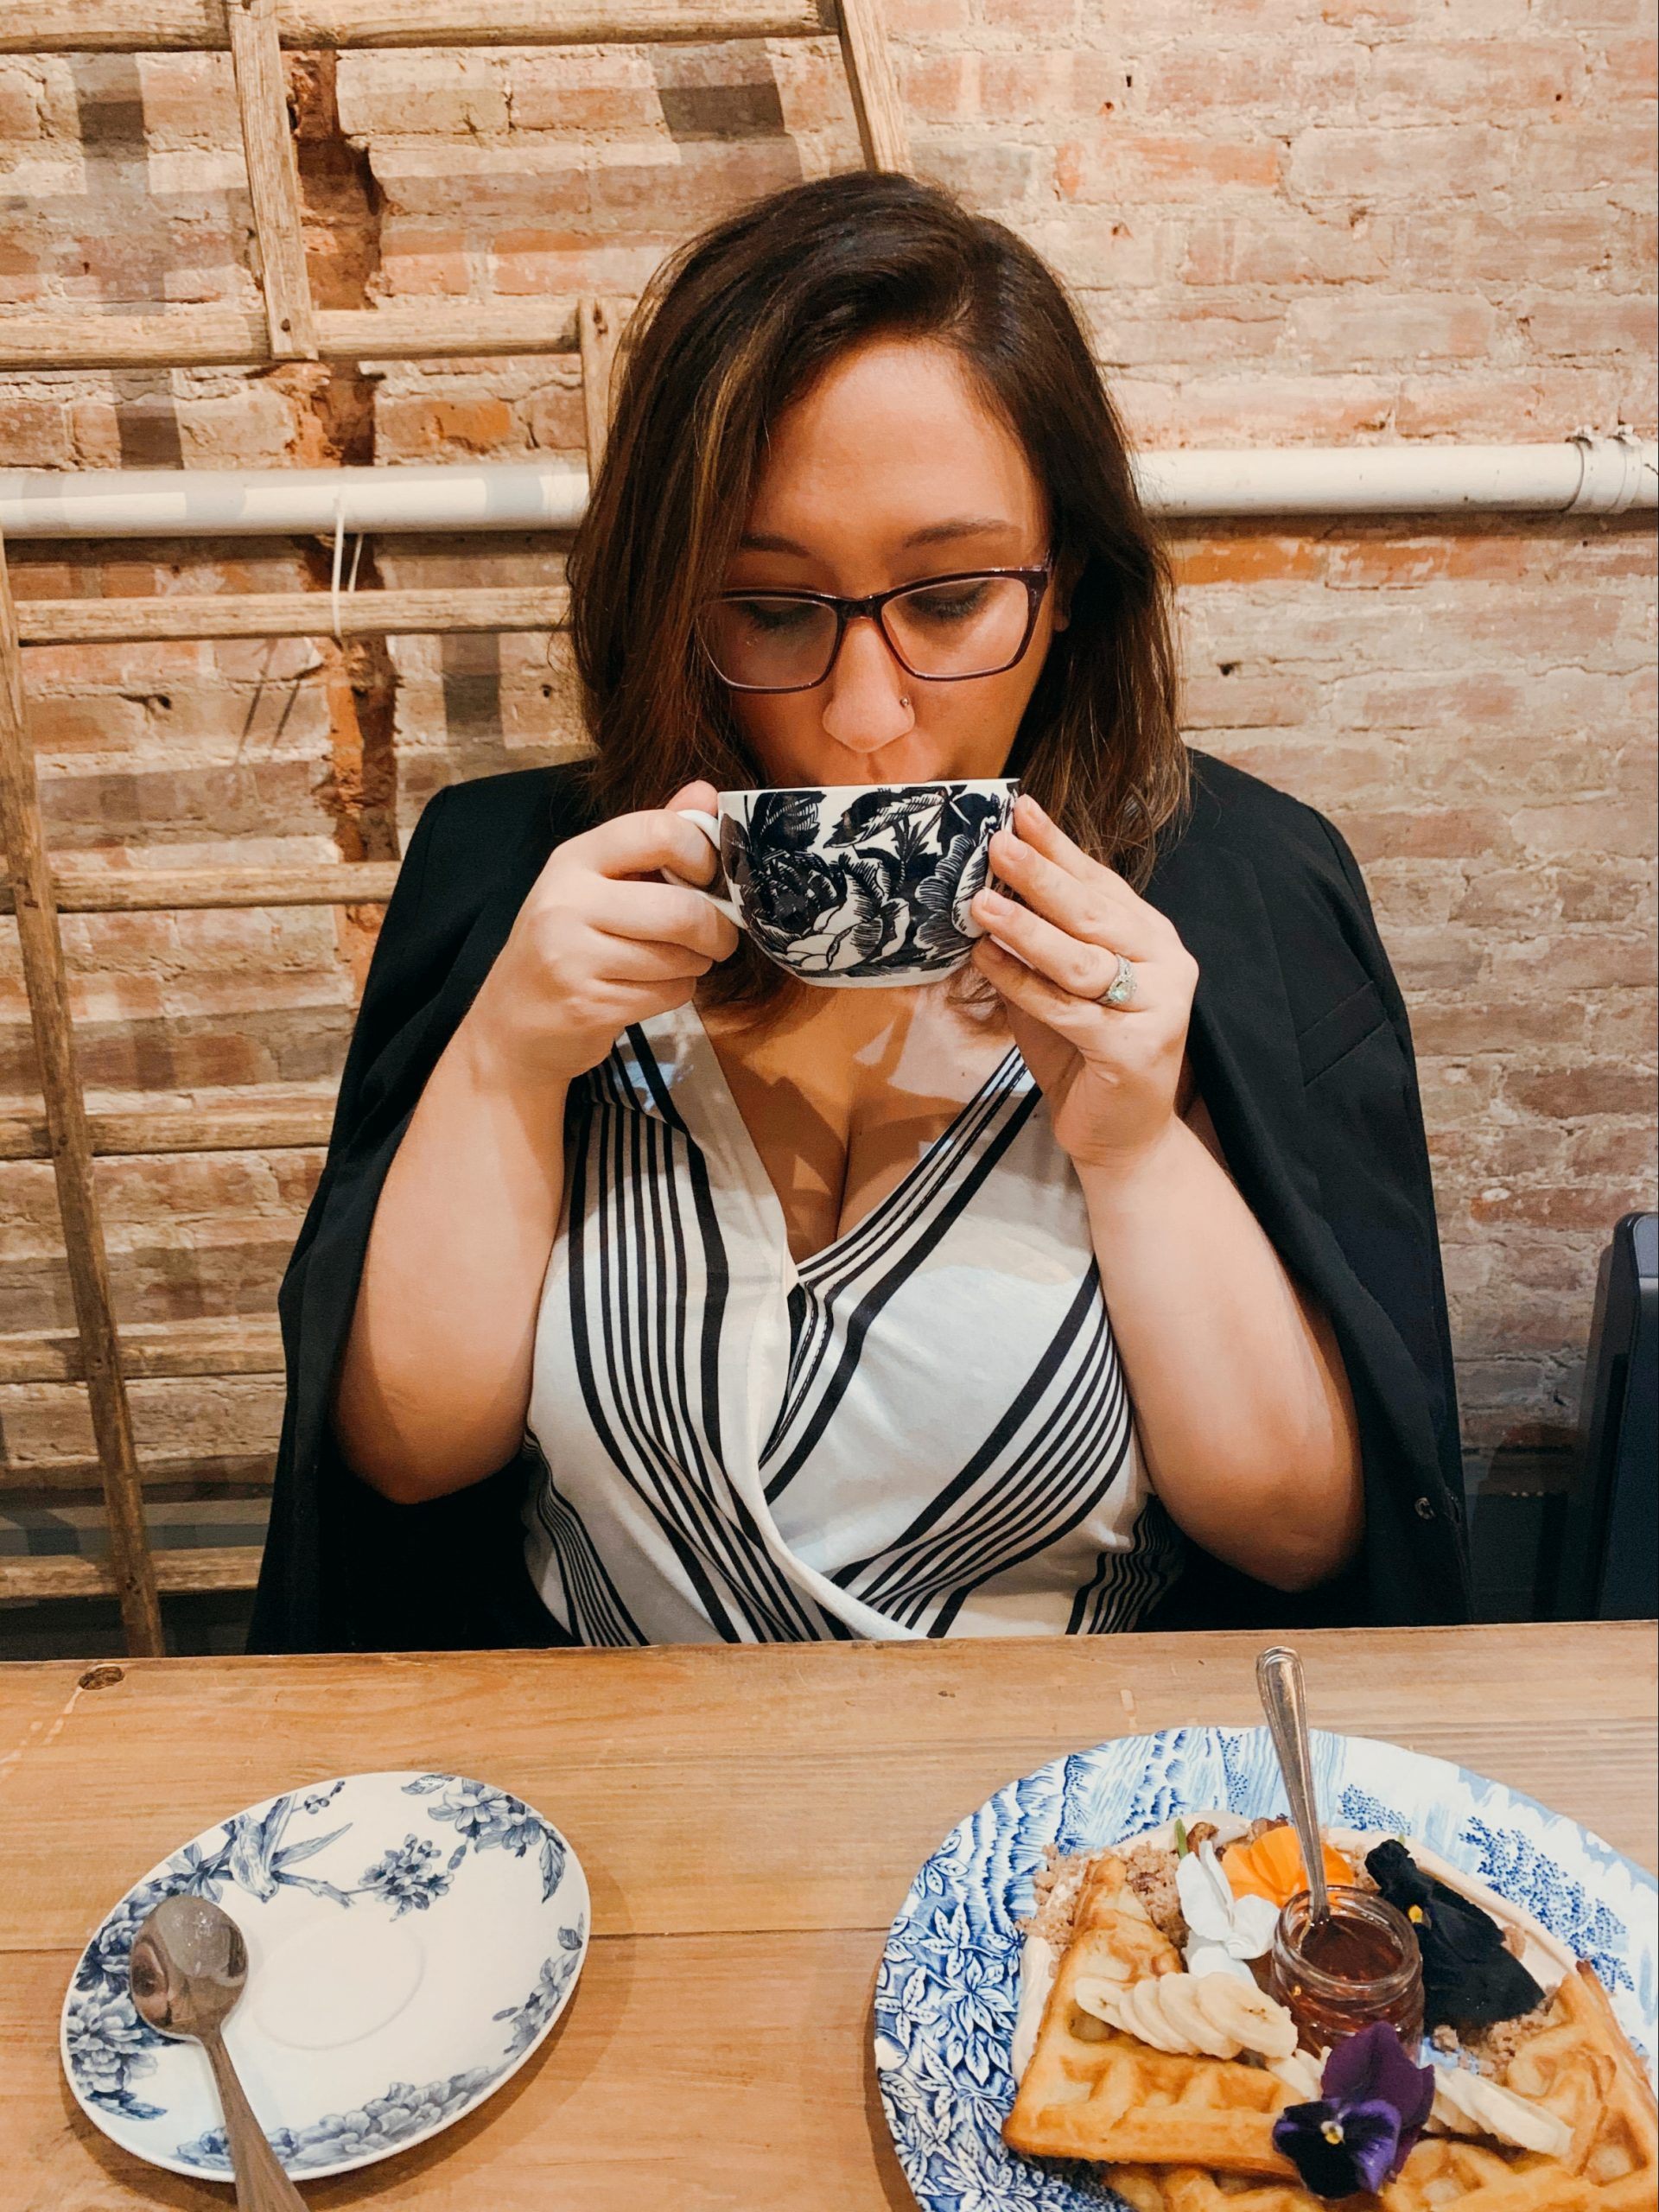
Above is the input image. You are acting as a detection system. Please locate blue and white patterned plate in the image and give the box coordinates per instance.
[61,1770,588,2183]
[874,1727,1658,2212]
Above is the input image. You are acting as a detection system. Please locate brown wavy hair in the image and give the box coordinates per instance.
[567,172,1185,1001]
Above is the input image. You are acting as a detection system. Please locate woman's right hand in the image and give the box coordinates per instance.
[461,779,740,1088]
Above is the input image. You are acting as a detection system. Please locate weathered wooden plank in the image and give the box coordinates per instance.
[0,302,582,372]
[0,1,830,53]
[0,1314,283,1384]
[0,1092,333,1160]
[0,1451,276,1495]
[837,0,911,171]
[16,583,569,645]
[0,527,162,1656]
[227,0,320,361]
[0,1547,261,1602]
[0,861,398,914]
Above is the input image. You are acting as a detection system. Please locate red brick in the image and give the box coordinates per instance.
[1509,1064,1657,1119]
[335,52,508,140]
[1179,208,1389,287]
[1594,35,1659,89]
[505,52,658,137]
[1181,672,1319,728]
[1084,296,1286,368]
[1341,807,1519,862]
[1365,40,1585,117]
[378,229,471,296]
[1055,132,1283,203]
[1287,291,1506,365]
[1469,1184,1646,1230]
[1139,45,1364,115]
[885,0,973,29]
[1166,536,1327,585]
[1120,372,1404,442]
[1518,293,1658,357]
[1410,998,1592,1053]
[1287,124,1514,199]
[1513,118,1659,193]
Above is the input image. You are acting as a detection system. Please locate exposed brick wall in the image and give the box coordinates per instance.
[1,11,1654,1541]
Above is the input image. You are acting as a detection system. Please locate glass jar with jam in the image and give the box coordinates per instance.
[1267,1885,1425,2054]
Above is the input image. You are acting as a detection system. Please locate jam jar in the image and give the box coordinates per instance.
[1267,1885,1425,2054]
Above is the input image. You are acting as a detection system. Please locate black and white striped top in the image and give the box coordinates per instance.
[523,1007,1182,1643]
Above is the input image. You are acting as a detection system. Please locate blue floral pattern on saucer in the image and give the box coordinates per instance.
[61,1770,589,2183]
[874,1727,1658,2212]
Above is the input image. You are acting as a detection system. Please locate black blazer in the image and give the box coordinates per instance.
[248,752,1471,1653]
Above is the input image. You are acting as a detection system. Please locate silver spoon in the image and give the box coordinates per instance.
[1256,1643,1332,1929]
[130,1894,307,2210]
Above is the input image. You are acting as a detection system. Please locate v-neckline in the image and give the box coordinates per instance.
[665,1004,1024,1279]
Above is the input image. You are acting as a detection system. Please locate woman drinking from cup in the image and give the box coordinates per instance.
[253,175,1470,1651]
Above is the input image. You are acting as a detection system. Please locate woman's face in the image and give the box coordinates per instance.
[717,337,1063,789]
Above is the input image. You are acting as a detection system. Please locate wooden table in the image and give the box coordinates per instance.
[2,1623,1654,2209]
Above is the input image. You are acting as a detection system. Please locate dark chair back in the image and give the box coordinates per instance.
[1554,1212,1657,1620]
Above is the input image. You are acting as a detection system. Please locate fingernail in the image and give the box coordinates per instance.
[976,887,1009,913]
[1017,792,1046,821]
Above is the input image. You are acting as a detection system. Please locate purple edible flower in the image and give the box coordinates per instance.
[1271,2023,1435,2199]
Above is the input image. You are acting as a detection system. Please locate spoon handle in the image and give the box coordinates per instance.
[200,2026,308,2210]
[1256,1643,1332,1928]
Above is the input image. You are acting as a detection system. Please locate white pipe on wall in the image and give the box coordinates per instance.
[0,433,1652,538]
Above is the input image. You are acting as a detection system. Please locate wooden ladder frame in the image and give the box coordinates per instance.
[0,0,908,1651]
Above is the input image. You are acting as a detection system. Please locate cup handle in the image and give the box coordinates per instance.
[663,808,743,929]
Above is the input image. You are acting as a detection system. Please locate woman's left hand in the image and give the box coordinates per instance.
[969,793,1200,1170]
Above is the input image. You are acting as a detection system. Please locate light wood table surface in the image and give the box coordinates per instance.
[2,1622,1653,2210]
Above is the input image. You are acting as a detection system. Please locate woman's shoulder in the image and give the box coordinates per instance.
[372,760,595,964]
[409,760,593,906]
[1151,747,1376,936]
[1148,747,1399,1051]
[1171,747,1361,883]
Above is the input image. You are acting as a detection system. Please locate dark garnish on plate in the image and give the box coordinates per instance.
[1364,1840,1547,2031]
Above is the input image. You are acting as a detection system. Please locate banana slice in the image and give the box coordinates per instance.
[1120,1978,1192,2054]
[1268,2048,1325,2100]
[1154,1974,1244,2059]
[1072,1976,1128,2027]
[1193,1974,1299,2060]
[1427,2067,1572,2157]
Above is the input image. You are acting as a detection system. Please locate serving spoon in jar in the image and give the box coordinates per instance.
[129,1894,308,2209]
[1256,1643,1332,1930]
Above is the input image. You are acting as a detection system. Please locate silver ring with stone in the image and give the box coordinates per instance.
[1100,952,1137,1008]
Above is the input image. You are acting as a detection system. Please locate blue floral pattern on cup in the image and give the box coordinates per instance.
[62,1771,589,2183]
[874,1726,1658,2212]
[721,782,1014,986]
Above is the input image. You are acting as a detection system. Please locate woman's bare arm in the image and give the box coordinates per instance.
[332,1027,571,1501]
[971,794,1363,1593]
[1073,1108,1363,1592]
[333,789,736,1503]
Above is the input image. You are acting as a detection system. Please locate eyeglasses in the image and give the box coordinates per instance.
[696,563,1052,694]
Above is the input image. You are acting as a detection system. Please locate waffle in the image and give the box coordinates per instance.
[1092,1967,1656,2212]
[1002,1853,1298,2176]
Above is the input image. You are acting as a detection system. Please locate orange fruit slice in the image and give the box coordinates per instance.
[1221,1822,1354,1909]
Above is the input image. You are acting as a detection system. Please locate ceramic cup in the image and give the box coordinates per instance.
[671,779,1016,988]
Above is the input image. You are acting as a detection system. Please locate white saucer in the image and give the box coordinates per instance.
[61,1770,588,2181]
